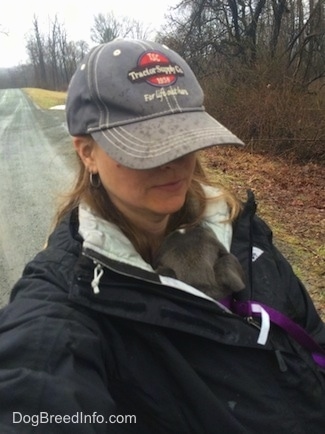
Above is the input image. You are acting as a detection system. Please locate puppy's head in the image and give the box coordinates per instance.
[154,225,246,299]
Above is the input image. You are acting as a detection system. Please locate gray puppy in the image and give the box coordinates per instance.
[153,225,245,300]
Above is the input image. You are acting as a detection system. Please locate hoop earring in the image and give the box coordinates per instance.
[89,172,101,188]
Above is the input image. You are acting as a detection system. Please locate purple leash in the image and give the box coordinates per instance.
[221,298,325,368]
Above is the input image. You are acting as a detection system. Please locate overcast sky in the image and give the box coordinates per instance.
[0,0,178,68]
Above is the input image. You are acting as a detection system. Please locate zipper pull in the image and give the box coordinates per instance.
[91,263,104,294]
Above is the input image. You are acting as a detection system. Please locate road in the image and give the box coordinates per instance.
[0,89,75,306]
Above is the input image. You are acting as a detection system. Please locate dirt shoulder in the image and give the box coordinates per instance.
[201,147,325,320]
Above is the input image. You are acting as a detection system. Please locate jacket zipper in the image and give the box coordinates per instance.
[83,253,265,331]
[245,316,260,329]
[81,251,288,370]
[246,315,287,371]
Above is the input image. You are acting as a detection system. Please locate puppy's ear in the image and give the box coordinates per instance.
[155,266,178,279]
[214,254,246,293]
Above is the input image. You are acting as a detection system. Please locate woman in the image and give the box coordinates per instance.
[0,39,324,434]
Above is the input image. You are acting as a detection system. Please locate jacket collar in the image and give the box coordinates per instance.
[78,184,233,272]
[68,189,268,347]
[77,185,233,306]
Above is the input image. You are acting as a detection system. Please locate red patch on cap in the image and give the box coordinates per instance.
[128,51,184,87]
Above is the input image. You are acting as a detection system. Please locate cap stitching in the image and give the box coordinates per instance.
[161,85,181,112]
[87,107,204,132]
[161,89,174,112]
[164,89,182,112]
[92,45,110,129]
[171,93,182,111]
[115,125,231,148]
[97,127,236,157]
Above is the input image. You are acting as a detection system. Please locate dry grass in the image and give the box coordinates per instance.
[23,88,66,109]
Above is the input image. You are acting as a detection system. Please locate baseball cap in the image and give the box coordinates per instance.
[66,38,244,169]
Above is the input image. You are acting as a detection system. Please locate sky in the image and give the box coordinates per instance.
[0,0,179,68]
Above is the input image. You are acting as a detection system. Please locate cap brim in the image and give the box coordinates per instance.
[91,111,245,169]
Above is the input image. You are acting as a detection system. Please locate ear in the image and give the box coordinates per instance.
[73,136,98,173]
[155,265,177,279]
[214,254,246,293]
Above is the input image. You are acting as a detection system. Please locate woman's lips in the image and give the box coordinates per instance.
[153,180,184,192]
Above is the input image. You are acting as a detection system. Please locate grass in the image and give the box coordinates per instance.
[23,88,66,109]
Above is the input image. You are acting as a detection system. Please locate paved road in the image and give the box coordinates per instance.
[0,89,75,306]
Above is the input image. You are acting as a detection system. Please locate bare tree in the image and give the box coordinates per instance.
[59,40,90,89]
[90,12,152,44]
[26,16,48,88]
[25,15,89,90]
[47,15,61,89]
[269,0,290,57]
[158,0,325,86]
[91,12,121,43]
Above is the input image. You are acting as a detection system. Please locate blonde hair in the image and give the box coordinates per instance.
[54,148,242,263]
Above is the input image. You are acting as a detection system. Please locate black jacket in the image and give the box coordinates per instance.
[0,191,324,433]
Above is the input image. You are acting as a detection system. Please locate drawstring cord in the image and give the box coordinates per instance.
[249,303,270,345]
[91,263,104,294]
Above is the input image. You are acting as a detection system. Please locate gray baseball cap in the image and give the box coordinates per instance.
[66,38,244,169]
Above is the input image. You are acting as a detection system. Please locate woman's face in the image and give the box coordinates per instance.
[74,138,197,228]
